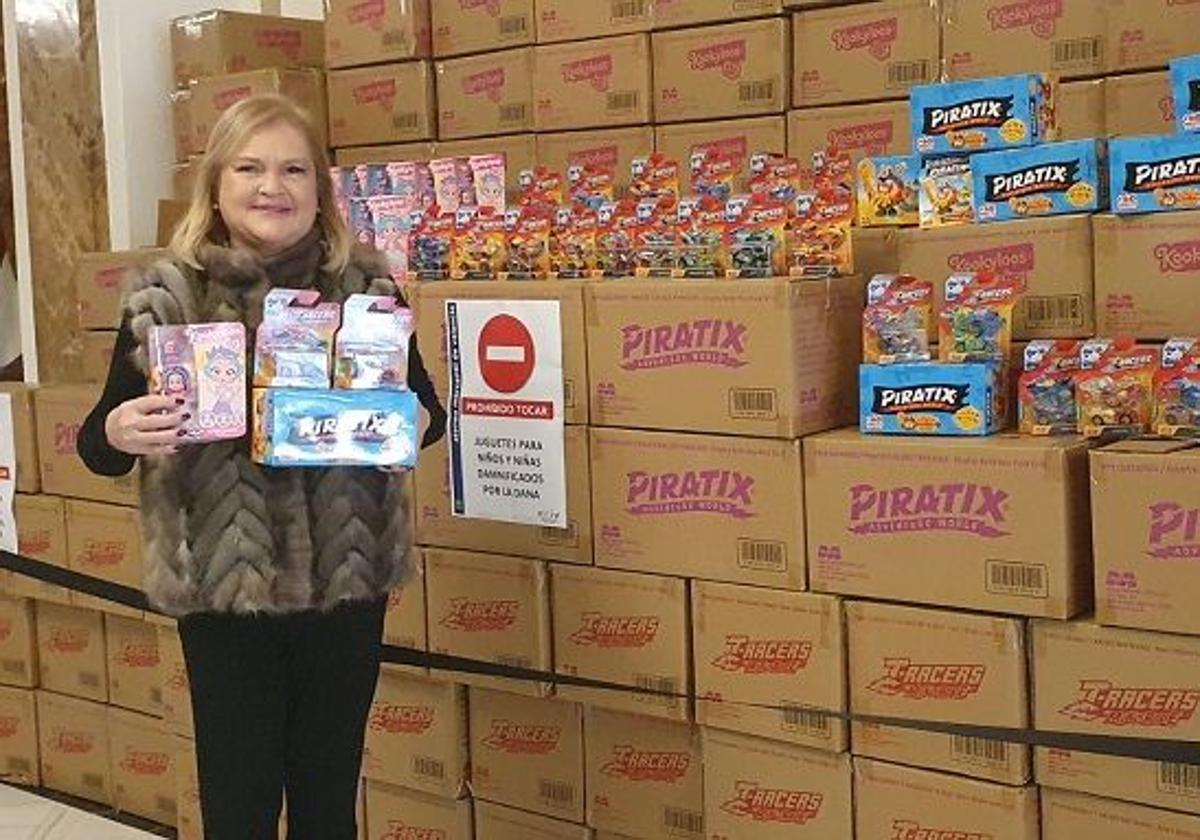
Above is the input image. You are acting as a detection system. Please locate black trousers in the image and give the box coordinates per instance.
[179,597,387,840]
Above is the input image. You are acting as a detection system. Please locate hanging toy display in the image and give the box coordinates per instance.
[938,273,1023,363]
[862,274,934,365]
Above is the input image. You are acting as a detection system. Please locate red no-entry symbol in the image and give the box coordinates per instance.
[478,314,536,394]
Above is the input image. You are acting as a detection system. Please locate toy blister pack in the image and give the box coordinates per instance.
[633,196,679,278]
[1076,337,1157,438]
[254,289,341,389]
[566,164,615,211]
[1109,134,1200,214]
[1154,337,1200,437]
[368,196,415,282]
[748,154,804,206]
[856,155,920,227]
[938,273,1022,363]
[972,139,1106,223]
[252,388,419,468]
[675,195,726,278]
[409,211,454,280]
[788,189,853,277]
[919,156,975,228]
[863,274,934,365]
[630,153,681,201]
[911,73,1056,156]
[725,194,788,279]
[469,154,507,214]
[450,206,507,280]
[517,167,564,214]
[860,361,1006,436]
[595,199,638,278]
[333,294,413,391]
[692,154,737,203]
[549,205,596,279]
[431,157,477,216]
[149,322,247,443]
[1170,54,1200,134]
[504,207,552,279]
[1018,339,1080,436]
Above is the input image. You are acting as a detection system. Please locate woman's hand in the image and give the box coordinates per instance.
[104,395,188,456]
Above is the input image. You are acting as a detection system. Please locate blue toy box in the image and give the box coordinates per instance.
[860,362,1008,436]
[1170,53,1200,133]
[1109,134,1200,215]
[971,139,1107,223]
[911,74,1056,157]
[252,388,419,467]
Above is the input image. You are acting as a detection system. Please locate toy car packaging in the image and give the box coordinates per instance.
[252,388,419,468]
[692,153,738,203]
[549,205,596,279]
[919,156,975,228]
[1170,54,1200,134]
[632,195,679,278]
[254,289,341,389]
[788,189,853,277]
[938,273,1023,363]
[856,155,920,227]
[1018,339,1080,436]
[973,139,1106,223]
[859,361,1007,437]
[1154,337,1200,437]
[630,152,681,201]
[468,154,506,214]
[1076,337,1157,438]
[812,146,854,197]
[149,322,247,443]
[430,157,476,216]
[517,166,564,213]
[504,206,552,279]
[450,206,507,280]
[566,163,615,211]
[725,193,788,279]
[748,153,804,206]
[408,209,454,281]
[1109,134,1200,214]
[333,294,413,391]
[595,199,638,278]
[862,274,934,365]
[676,195,726,278]
[911,73,1057,156]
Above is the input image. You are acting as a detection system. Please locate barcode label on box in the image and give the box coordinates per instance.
[496,654,532,670]
[1053,37,1103,66]
[83,772,104,791]
[539,519,580,548]
[412,755,445,780]
[612,0,649,20]
[635,674,679,707]
[986,561,1048,598]
[738,539,787,572]
[888,61,932,86]
[500,103,528,125]
[1023,295,1085,329]
[563,378,576,408]
[607,91,640,113]
[1159,762,1200,796]
[499,15,528,36]
[729,388,778,419]
[539,779,576,807]
[951,735,1010,768]
[738,80,776,104]
[781,705,832,736]
[664,807,704,836]
[382,28,407,47]
[393,113,421,131]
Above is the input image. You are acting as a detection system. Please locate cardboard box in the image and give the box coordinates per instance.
[325,0,431,68]
[654,0,783,28]
[855,757,1040,840]
[158,625,192,738]
[536,126,654,195]
[552,566,690,721]
[805,430,1093,618]
[1106,71,1174,138]
[80,331,117,385]
[383,557,426,653]
[66,499,143,593]
[532,35,653,131]
[1036,747,1200,816]
[327,62,434,147]
[942,0,1106,81]
[1108,134,1200,215]
[36,602,106,702]
[170,10,324,88]
[414,429,592,564]
[187,68,327,157]
[703,728,854,840]
[652,18,790,124]
[1060,79,1106,141]
[0,686,39,785]
[897,214,1095,339]
[105,614,161,716]
[1042,788,1200,840]
[1032,620,1200,742]
[172,158,199,201]
[585,707,703,839]
[1094,211,1200,339]
[175,736,201,840]
[436,47,534,139]
[1090,441,1200,636]
[334,141,438,166]
[74,249,167,330]
[474,800,592,840]
[364,779,473,840]
[972,140,1108,224]
[172,89,196,163]
[362,667,468,798]
[10,494,71,605]
[859,361,1009,437]
[1107,0,1200,73]
[470,687,585,822]
[590,428,806,589]
[437,134,537,195]
[692,582,845,751]
[792,0,940,107]
[655,116,785,192]
[535,0,652,43]
[425,549,551,695]
[853,721,1030,786]
[109,707,176,825]
[37,690,111,804]
[787,100,911,186]
[912,72,1057,156]
[585,276,864,437]
[157,199,188,248]
[0,596,36,689]
[0,384,39,493]
[433,0,533,56]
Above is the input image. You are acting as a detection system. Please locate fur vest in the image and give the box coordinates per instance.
[121,234,414,617]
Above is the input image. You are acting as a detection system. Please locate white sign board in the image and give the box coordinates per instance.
[446,299,566,528]
[0,394,16,552]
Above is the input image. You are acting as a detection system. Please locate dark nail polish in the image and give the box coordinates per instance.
[175,399,185,406]
[177,429,187,437]
[182,413,192,421]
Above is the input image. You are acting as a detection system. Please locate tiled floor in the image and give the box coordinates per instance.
[0,784,160,839]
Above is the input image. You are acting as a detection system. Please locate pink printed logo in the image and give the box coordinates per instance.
[562,55,613,92]
[988,0,1063,39]
[848,483,1010,538]
[354,79,398,107]
[831,17,898,60]
[827,121,895,153]
[438,598,520,632]
[569,145,618,171]
[620,320,748,370]
[893,822,992,840]
[694,137,748,163]
[1153,240,1200,274]
[460,0,500,14]
[214,86,252,110]
[254,28,303,58]
[688,39,747,80]
[1147,501,1200,559]
[348,0,385,25]
[627,469,756,520]
[464,67,506,101]
[947,243,1036,278]
[721,783,824,824]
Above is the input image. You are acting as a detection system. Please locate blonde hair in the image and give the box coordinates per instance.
[170,94,350,274]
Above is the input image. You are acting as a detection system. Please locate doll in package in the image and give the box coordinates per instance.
[938,273,1023,363]
[1018,339,1080,435]
[334,294,414,391]
[469,154,506,214]
[254,289,341,389]
[149,322,247,442]
[862,274,933,364]
[1076,337,1157,438]
[1153,337,1200,437]
[430,157,477,216]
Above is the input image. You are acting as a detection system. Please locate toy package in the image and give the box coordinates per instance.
[788,189,853,277]
[630,153,681,200]
[505,207,552,279]
[409,211,455,280]
[862,274,934,364]
[1154,337,1200,437]
[856,155,920,227]
[450,206,507,280]
[595,200,638,278]
[911,73,1057,156]
[812,147,854,197]
[1018,339,1080,436]
[549,205,596,279]
[860,361,1007,436]
[567,164,615,211]
[468,154,506,214]
[254,289,340,389]
[333,294,413,390]
[633,196,679,277]
[1170,54,1200,133]
[692,154,738,203]
[517,167,564,213]
[1109,134,1200,215]
[939,273,1023,363]
[368,196,415,282]
[148,323,247,443]
[252,388,419,468]
[748,154,804,206]
[725,194,788,279]
[348,199,376,248]
[676,195,726,278]
[430,157,476,215]
[973,140,1106,223]
[1076,337,1157,438]
[919,156,975,228]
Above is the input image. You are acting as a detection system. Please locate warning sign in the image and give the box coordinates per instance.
[446,299,566,528]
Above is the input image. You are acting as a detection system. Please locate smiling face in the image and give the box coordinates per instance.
[217,120,318,258]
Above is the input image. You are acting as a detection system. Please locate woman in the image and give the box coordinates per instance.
[77,95,444,839]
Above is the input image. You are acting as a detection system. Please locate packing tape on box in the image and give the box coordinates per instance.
[3,547,1199,765]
